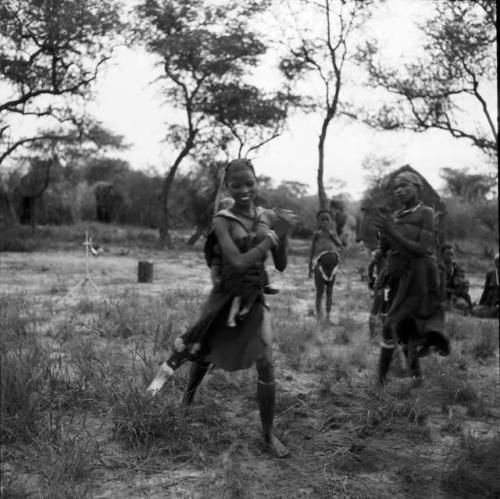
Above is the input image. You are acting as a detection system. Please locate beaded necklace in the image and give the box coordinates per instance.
[394,201,423,219]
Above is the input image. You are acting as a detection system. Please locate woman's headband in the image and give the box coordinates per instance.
[394,171,423,190]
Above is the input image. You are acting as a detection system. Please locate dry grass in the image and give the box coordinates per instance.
[442,433,500,498]
[0,231,498,498]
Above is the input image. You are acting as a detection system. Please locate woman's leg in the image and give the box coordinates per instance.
[378,321,395,384]
[406,337,421,380]
[182,361,211,405]
[255,312,289,457]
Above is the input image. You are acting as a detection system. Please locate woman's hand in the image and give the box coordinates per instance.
[373,210,393,236]
[272,208,298,238]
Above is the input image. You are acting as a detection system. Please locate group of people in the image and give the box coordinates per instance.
[440,244,499,318]
[147,160,496,457]
[368,225,499,337]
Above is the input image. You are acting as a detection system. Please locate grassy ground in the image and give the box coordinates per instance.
[1,226,499,498]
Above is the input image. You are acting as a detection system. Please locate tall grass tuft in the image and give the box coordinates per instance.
[0,339,51,443]
[424,356,486,417]
[36,430,95,499]
[273,313,316,369]
[468,321,497,361]
[111,385,229,462]
[355,389,431,441]
[442,433,500,498]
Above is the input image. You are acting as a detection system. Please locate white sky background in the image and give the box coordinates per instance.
[12,0,496,199]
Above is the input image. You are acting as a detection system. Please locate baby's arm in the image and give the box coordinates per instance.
[308,232,317,277]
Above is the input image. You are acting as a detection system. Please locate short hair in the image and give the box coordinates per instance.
[224,159,256,183]
[441,243,454,254]
[316,209,333,220]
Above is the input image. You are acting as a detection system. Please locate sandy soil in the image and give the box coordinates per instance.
[1,244,498,498]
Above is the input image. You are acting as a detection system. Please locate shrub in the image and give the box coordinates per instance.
[0,227,36,252]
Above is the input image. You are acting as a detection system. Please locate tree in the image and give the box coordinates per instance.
[5,120,125,226]
[359,0,497,157]
[180,160,223,245]
[361,155,395,190]
[440,167,496,202]
[133,0,275,248]
[278,0,373,209]
[0,0,122,166]
[201,82,296,159]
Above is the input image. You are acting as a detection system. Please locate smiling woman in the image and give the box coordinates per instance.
[148,158,297,457]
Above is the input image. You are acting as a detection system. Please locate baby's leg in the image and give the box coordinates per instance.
[227,296,241,327]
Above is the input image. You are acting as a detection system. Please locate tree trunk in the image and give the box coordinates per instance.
[317,119,330,210]
[159,184,174,249]
[0,186,19,229]
[158,137,195,248]
[186,226,205,246]
[20,196,35,225]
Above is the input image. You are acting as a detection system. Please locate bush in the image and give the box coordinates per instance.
[0,227,36,252]
[444,197,498,242]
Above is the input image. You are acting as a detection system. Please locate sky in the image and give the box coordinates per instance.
[8,0,496,200]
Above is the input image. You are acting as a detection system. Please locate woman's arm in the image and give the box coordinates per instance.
[213,216,275,274]
[308,233,317,276]
[271,235,288,272]
[375,208,434,257]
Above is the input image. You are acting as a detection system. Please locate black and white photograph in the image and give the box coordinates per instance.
[0,0,498,497]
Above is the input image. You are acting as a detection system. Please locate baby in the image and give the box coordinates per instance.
[205,198,278,327]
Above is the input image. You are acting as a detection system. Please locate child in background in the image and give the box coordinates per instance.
[308,210,343,278]
[308,210,342,321]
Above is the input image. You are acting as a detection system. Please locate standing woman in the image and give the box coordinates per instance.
[148,159,296,457]
[373,172,450,384]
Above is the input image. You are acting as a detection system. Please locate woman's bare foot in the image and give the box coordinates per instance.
[265,433,290,458]
[147,362,173,394]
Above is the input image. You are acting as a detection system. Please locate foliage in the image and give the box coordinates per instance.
[201,82,296,158]
[133,0,283,246]
[277,0,374,209]
[359,0,497,156]
[0,0,123,165]
[444,196,498,241]
[440,167,496,201]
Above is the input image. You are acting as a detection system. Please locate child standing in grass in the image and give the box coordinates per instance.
[308,210,342,321]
